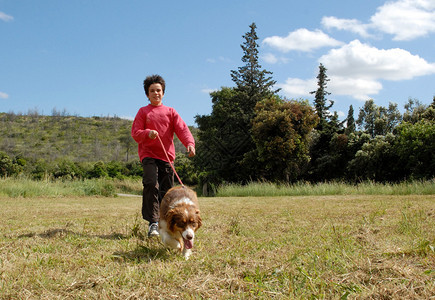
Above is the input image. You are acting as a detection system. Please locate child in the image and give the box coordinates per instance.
[131,74,195,237]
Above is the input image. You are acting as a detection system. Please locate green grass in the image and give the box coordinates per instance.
[1,178,434,198]
[216,180,435,197]
[1,192,434,298]
[0,177,142,198]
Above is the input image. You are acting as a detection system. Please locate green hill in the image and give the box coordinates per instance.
[0,112,195,163]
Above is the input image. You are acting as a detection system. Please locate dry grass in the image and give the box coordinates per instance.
[0,194,434,299]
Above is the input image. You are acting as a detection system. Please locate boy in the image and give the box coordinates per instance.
[131,74,195,237]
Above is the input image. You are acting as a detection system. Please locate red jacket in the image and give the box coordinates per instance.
[131,104,194,163]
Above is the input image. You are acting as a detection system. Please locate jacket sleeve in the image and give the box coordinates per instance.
[131,108,151,143]
[172,109,195,148]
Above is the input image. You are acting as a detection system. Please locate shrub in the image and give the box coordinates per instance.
[87,161,108,178]
[0,151,22,177]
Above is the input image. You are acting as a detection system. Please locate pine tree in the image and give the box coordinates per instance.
[230,22,279,119]
[345,105,356,135]
[310,63,333,131]
[195,23,280,185]
[307,63,345,181]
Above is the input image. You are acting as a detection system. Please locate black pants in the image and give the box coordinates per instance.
[141,157,174,224]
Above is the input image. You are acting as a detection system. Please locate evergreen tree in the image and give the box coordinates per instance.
[307,63,343,181]
[345,105,356,135]
[310,63,333,131]
[230,22,279,120]
[195,23,279,186]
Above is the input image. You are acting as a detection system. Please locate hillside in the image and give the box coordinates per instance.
[0,113,195,163]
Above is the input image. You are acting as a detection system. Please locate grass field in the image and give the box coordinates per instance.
[1,191,434,299]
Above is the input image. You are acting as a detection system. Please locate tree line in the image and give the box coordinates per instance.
[192,23,434,193]
[1,23,434,189]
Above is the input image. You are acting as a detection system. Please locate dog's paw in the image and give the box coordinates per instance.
[182,248,192,260]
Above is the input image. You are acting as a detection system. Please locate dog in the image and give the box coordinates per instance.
[159,186,202,259]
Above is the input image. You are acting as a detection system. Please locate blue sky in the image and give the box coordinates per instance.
[1,0,434,126]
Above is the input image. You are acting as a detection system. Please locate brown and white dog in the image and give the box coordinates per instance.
[159,186,202,259]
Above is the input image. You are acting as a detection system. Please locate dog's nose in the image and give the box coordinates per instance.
[186,233,193,240]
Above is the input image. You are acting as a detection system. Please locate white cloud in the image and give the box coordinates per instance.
[278,40,435,101]
[320,40,435,81]
[322,0,435,41]
[261,53,289,64]
[371,0,435,40]
[321,16,373,38]
[263,28,343,52]
[328,76,383,100]
[277,78,317,98]
[337,110,346,118]
[277,75,382,101]
[201,88,218,94]
[0,91,9,99]
[0,11,13,22]
[206,56,231,64]
[262,53,278,64]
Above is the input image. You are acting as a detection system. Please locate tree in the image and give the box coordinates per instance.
[345,105,356,135]
[356,99,401,138]
[403,98,429,124]
[0,152,16,177]
[307,64,343,181]
[251,98,318,182]
[384,102,402,133]
[310,63,333,131]
[195,23,279,185]
[422,96,435,121]
[347,134,399,181]
[174,151,198,186]
[230,22,279,119]
[119,131,135,162]
[195,88,252,183]
[394,120,435,179]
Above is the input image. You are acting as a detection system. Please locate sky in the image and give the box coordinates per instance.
[1,0,434,126]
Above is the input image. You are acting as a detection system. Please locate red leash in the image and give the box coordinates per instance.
[157,135,184,187]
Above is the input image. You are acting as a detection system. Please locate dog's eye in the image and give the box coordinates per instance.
[177,220,187,227]
[189,219,198,228]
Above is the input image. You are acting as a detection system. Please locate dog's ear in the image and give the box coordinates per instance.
[196,211,202,229]
[166,209,177,231]
[165,208,175,219]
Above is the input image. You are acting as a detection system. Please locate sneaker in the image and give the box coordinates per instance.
[148,222,159,238]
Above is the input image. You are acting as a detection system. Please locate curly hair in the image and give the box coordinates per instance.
[143,74,166,96]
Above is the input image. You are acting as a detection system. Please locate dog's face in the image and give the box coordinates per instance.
[167,204,202,249]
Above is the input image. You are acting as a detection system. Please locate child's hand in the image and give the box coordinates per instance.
[148,130,158,139]
[187,145,196,157]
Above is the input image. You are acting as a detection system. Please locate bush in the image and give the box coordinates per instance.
[87,161,108,178]
[347,134,400,181]
[0,151,22,177]
[124,160,143,177]
[53,159,84,180]
[174,152,198,186]
[106,160,126,179]
[394,120,435,179]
